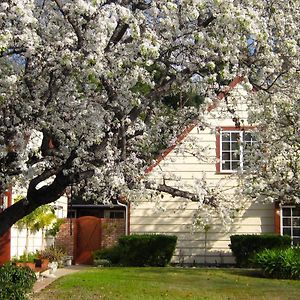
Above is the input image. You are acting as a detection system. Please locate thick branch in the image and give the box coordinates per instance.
[53,0,84,50]
[144,182,218,207]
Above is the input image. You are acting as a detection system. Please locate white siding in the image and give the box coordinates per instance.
[130,83,275,265]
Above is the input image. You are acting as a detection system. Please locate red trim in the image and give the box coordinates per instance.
[0,187,12,265]
[145,122,198,174]
[207,76,244,112]
[274,202,281,235]
[127,203,130,235]
[145,76,244,174]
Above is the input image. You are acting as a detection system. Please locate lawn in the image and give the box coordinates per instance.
[32,267,300,300]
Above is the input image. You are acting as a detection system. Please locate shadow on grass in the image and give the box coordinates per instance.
[223,268,265,278]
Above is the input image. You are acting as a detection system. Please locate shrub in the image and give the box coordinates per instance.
[94,259,111,267]
[118,234,177,267]
[93,246,122,265]
[229,234,291,267]
[254,247,300,279]
[0,263,37,300]
[93,234,177,267]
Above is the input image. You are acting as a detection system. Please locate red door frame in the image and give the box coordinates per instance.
[0,187,12,265]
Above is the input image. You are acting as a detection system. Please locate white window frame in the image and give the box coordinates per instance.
[281,206,300,246]
[220,130,256,173]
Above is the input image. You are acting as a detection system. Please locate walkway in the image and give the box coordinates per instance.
[33,265,91,293]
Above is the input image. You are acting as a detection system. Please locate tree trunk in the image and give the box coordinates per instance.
[0,176,67,237]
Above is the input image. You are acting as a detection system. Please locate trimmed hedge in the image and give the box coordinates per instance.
[254,247,300,279]
[93,234,177,267]
[119,234,177,266]
[93,246,122,265]
[229,234,291,267]
[0,263,37,300]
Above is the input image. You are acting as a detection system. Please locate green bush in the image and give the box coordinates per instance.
[119,234,177,267]
[229,234,291,267]
[93,234,177,267]
[0,263,37,300]
[93,246,122,265]
[254,247,300,279]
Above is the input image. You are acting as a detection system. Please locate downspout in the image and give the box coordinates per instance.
[117,200,128,236]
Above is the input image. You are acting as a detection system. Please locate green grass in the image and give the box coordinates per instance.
[32,267,300,300]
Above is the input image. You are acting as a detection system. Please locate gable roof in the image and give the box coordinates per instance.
[145,76,244,174]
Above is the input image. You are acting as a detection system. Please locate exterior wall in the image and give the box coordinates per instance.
[55,218,125,261]
[101,218,126,248]
[54,220,75,257]
[9,192,68,260]
[130,83,275,265]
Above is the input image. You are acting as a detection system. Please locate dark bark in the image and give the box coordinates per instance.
[0,174,66,237]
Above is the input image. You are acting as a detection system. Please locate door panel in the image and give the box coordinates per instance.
[75,216,102,264]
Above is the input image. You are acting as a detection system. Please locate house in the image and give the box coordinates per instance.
[0,189,127,265]
[1,77,296,266]
[130,77,286,265]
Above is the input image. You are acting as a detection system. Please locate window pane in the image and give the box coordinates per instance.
[282,208,291,216]
[293,207,300,216]
[222,132,230,141]
[222,152,230,160]
[293,238,300,246]
[222,162,230,170]
[232,151,240,160]
[231,133,239,141]
[293,228,300,237]
[293,218,300,226]
[231,142,239,150]
[222,142,230,150]
[283,228,291,235]
[283,218,291,226]
[244,132,255,142]
[231,162,239,170]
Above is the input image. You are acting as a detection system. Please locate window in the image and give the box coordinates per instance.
[218,128,256,172]
[281,206,300,246]
[104,210,125,219]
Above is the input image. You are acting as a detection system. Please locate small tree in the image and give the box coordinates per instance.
[16,204,56,258]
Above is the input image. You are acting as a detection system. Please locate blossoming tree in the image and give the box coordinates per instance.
[0,0,299,236]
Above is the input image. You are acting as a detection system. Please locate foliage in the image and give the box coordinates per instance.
[16,204,56,234]
[118,234,177,267]
[241,75,300,205]
[93,259,111,268]
[46,218,65,237]
[254,247,300,279]
[93,246,122,265]
[0,263,36,300]
[38,246,66,266]
[12,251,39,263]
[1,0,300,234]
[30,268,300,300]
[94,234,177,267]
[229,234,291,267]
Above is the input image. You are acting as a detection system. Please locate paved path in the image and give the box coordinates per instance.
[33,265,91,293]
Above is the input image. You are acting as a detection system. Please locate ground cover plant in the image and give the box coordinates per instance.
[32,267,300,300]
[254,247,300,279]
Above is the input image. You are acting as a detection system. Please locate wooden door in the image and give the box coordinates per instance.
[74,216,102,264]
